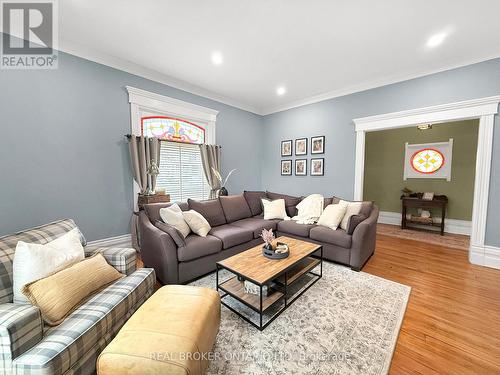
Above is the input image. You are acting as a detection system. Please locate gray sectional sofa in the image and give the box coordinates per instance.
[138,191,379,285]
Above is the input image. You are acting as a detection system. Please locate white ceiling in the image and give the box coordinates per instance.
[60,0,500,115]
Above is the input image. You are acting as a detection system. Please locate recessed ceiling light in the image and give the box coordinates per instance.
[427,32,447,48]
[211,51,223,66]
[276,86,286,96]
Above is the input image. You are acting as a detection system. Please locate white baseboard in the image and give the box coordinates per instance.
[378,211,471,236]
[87,234,132,248]
[470,244,500,270]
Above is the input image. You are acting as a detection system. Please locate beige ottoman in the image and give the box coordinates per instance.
[97,285,221,375]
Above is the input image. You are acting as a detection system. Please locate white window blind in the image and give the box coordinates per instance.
[156,141,210,202]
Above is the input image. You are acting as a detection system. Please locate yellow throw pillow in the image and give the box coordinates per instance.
[22,253,124,326]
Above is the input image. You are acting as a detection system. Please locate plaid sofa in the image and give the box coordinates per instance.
[0,219,156,375]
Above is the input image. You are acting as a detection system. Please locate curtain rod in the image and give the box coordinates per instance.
[124,134,221,147]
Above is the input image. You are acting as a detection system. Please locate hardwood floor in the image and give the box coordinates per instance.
[364,233,500,375]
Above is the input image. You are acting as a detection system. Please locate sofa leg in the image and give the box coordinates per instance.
[350,266,361,272]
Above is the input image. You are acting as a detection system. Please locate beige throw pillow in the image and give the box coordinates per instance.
[340,200,363,231]
[13,228,85,304]
[261,198,288,220]
[22,253,124,326]
[159,204,191,237]
[317,202,349,230]
[182,210,211,237]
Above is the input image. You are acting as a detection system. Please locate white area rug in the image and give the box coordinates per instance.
[190,261,410,375]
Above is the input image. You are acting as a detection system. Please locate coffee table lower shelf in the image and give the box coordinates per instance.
[216,250,323,331]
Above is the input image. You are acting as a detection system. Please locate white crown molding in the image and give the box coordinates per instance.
[378,211,471,236]
[87,234,132,248]
[59,38,500,117]
[58,38,263,115]
[261,54,500,115]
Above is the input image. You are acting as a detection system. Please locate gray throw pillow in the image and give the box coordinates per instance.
[154,221,186,248]
[346,214,367,235]
[219,195,252,223]
[187,198,227,227]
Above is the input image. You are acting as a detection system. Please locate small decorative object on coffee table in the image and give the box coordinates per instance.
[260,229,290,259]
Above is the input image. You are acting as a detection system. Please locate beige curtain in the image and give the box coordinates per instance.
[128,135,160,250]
[128,136,161,194]
[199,144,221,199]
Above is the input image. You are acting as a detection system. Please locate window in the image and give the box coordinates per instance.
[142,116,205,144]
[411,148,445,174]
[141,116,210,202]
[127,86,218,208]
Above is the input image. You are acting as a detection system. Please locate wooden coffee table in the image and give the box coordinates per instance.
[216,236,323,330]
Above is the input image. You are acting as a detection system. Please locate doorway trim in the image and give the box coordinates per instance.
[353,95,500,268]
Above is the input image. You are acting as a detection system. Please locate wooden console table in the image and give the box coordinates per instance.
[137,193,170,210]
[401,196,448,235]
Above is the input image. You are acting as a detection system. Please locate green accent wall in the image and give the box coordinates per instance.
[363,120,479,220]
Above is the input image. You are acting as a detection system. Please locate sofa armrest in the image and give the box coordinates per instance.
[138,211,180,285]
[350,205,379,271]
[0,304,43,370]
[84,246,136,275]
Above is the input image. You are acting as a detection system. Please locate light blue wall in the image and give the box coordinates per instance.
[261,58,500,247]
[0,49,263,240]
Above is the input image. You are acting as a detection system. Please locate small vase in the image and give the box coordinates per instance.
[219,186,228,196]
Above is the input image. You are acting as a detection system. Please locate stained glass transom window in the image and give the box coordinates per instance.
[142,116,205,144]
[411,148,445,174]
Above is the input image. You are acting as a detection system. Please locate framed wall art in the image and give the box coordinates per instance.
[295,138,307,155]
[403,139,453,181]
[311,158,324,176]
[295,159,307,176]
[311,136,325,154]
[281,140,292,157]
[281,160,292,175]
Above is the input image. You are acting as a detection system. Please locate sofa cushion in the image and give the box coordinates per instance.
[209,225,253,249]
[277,220,315,237]
[231,217,279,238]
[219,195,252,223]
[177,234,222,262]
[22,253,124,326]
[323,197,333,208]
[332,196,373,217]
[188,199,226,227]
[347,214,368,235]
[154,221,186,247]
[244,191,267,216]
[309,226,352,248]
[266,191,302,217]
[144,202,189,222]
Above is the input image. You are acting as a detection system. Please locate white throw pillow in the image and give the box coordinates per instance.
[182,210,211,237]
[261,198,288,220]
[13,228,85,304]
[159,204,191,237]
[340,200,363,231]
[317,202,349,230]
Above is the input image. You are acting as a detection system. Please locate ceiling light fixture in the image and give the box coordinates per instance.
[417,124,432,130]
[427,32,447,48]
[276,86,286,96]
[211,51,223,66]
